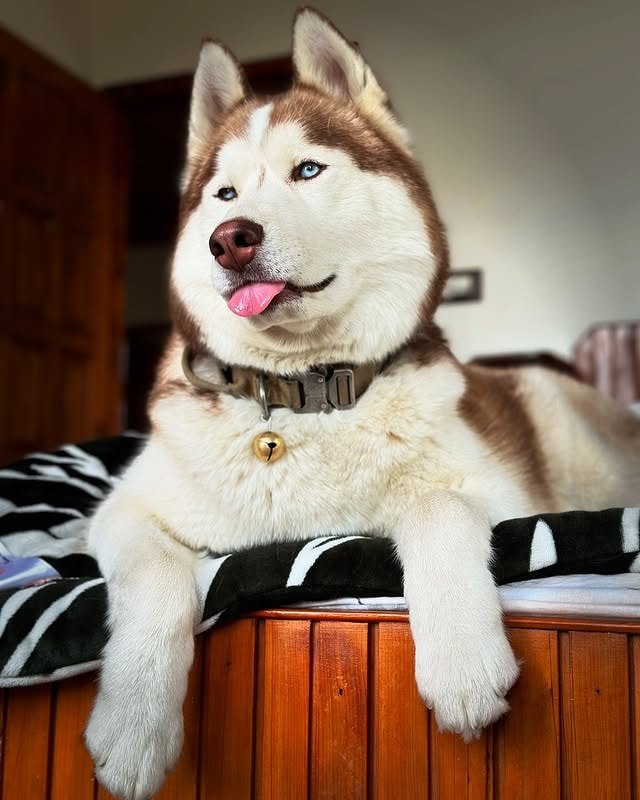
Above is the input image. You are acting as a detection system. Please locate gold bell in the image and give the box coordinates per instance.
[252,431,286,464]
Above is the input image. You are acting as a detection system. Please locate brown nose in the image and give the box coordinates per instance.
[209,218,264,271]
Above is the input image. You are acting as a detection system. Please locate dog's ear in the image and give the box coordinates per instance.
[186,40,248,166]
[292,7,411,151]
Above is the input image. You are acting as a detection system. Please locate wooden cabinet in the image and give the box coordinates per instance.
[0,27,126,464]
[1,610,638,799]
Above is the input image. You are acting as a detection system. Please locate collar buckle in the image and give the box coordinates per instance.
[327,367,356,410]
[294,366,356,413]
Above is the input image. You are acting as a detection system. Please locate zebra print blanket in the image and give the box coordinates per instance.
[0,434,638,686]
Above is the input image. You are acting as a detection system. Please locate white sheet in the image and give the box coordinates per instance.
[296,573,640,618]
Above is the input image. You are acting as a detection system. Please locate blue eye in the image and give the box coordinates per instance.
[295,161,325,181]
[217,187,237,201]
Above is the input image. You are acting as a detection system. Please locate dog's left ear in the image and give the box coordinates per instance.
[292,7,411,151]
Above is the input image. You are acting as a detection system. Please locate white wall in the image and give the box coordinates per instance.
[2,0,637,359]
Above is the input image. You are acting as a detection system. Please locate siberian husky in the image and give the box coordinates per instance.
[84,8,640,798]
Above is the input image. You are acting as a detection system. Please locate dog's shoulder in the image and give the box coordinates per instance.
[457,363,553,509]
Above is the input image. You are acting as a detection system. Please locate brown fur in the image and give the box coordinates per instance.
[149,376,220,418]
[270,85,449,320]
[179,98,260,232]
[459,365,553,510]
[148,334,220,421]
[168,286,207,353]
[405,322,451,367]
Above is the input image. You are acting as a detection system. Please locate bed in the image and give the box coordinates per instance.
[0,428,639,799]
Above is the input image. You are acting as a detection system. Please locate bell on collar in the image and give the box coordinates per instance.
[252,431,286,464]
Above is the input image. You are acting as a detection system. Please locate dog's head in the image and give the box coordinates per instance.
[172,7,449,372]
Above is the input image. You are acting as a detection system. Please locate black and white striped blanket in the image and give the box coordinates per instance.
[0,434,638,686]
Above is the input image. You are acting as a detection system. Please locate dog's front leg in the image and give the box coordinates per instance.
[392,490,519,740]
[84,496,199,800]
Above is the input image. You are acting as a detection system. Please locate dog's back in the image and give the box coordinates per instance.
[522,367,640,509]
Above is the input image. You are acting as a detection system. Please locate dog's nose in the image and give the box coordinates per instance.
[209,218,264,271]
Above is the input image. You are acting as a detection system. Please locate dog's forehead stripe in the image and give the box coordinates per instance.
[243,103,273,189]
[246,103,273,148]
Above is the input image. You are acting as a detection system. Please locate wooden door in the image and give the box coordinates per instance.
[0,26,126,464]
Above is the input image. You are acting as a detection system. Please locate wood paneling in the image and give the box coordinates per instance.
[50,674,96,800]
[1,203,57,325]
[199,619,258,800]
[632,636,639,800]
[0,26,125,464]
[155,639,204,800]
[54,350,95,443]
[0,337,51,458]
[561,631,631,800]
[2,684,52,800]
[2,613,640,799]
[310,621,369,800]
[0,690,4,787]
[494,629,560,800]
[255,619,311,800]
[370,622,429,800]
[430,723,492,800]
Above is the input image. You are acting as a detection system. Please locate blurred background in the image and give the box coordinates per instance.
[0,0,638,462]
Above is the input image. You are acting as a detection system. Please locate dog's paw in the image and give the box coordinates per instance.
[415,631,519,741]
[85,690,183,800]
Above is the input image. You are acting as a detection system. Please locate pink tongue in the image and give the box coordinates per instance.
[227,282,287,317]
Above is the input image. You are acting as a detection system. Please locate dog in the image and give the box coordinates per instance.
[84,8,640,798]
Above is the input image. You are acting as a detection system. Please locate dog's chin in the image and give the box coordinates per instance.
[217,272,338,333]
[232,294,326,335]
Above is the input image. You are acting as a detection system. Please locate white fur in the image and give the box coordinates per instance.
[85,497,199,799]
[86,353,530,796]
[85,10,640,799]
[173,110,434,372]
[393,492,519,738]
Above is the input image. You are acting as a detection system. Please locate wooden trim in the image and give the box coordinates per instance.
[247,607,640,633]
[248,608,412,623]
[506,614,640,633]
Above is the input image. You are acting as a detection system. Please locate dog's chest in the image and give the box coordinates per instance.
[175,395,424,545]
[151,361,508,549]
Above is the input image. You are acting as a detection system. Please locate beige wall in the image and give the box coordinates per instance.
[0,0,93,79]
[2,0,638,358]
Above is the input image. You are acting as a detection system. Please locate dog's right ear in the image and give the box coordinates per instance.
[186,40,248,167]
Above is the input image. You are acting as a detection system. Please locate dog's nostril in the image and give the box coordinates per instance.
[209,234,224,258]
[234,232,251,248]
